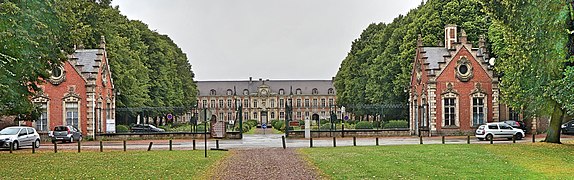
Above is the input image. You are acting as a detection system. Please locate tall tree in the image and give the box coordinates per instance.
[483,0,574,143]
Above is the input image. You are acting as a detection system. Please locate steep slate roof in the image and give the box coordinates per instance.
[73,49,100,73]
[422,47,449,70]
[197,80,335,96]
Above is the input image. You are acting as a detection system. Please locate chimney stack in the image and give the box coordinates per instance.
[444,24,457,49]
[417,34,423,47]
[459,29,467,44]
[249,77,252,83]
[99,36,106,49]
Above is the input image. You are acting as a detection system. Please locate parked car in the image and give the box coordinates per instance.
[130,124,165,132]
[475,122,525,141]
[0,126,41,150]
[561,120,574,135]
[49,125,82,143]
[502,120,527,132]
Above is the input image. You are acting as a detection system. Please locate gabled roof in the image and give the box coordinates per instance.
[422,47,449,70]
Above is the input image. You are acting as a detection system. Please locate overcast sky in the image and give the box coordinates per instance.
[111,0,422,81]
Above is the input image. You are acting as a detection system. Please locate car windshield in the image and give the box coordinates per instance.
[0,128,20,135]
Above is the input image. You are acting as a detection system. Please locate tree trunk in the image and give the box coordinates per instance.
[544,101,564,143]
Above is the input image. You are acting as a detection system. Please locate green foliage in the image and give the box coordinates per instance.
[383,120,408,129]
[319,119,329,125]
[246,120,258,128]
[0,0,71,116]
[335,0,488,116]
[115,125,129,133]
[482,0,573,142]
[319,123,333,130]
[298,120,305,126]
[355,121,373,129]
[272,120,284,130]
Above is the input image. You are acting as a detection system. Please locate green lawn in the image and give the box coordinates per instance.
[0,150,227,179]
[300,143,574,179]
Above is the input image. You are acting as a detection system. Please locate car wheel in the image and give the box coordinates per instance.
[486,134,494,141]
[34,139,41,148]
[514,133,523,140]
[12,141,19,150]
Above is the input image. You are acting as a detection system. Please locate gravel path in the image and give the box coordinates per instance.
[209,148,324,180]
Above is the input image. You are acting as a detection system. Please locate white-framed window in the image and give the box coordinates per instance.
[296,99,301,107]
[328,98,334,106]
[271,112,275,119]
[219,100,224,108]
[321,99,326,107]
[280,112,285,120]
[253,100,258,108]
[304,112,310,119]
[227,99,232,108]
[296,112,302,119]
[304,99,309,107]
[210,100,216,108]
[210,89,216,96]
[472,97,485,126]
[219,113,224,121]
[202,100,207,107]
[36,103,48,131]
[279,99,284,108]
[244,112,249,120]
[312,99,318,107]
[442,92,458,127]
[228,112,232,120]
[253,112,258,119]
[65,102,79,128]
[270,99,275,108]
[244,99,249,108]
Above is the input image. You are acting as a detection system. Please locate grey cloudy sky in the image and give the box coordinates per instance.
[111,0,422,81]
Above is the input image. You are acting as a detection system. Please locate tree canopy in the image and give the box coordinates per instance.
[0,0,197,118]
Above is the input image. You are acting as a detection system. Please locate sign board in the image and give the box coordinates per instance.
[289,121,299,126]
[166,114,173,120]
[344,116,349,120]
[199,109,212,122]
[106,119,116,133]
[262,123,267,129]
[229,120,235,125]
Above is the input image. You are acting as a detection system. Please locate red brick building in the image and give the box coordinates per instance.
[409,25,499,136]
[31,36,116,138]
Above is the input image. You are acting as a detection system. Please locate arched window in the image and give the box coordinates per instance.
[243,89,249,95]
[227,89,233,96]
[327,88,334,95]
[441,83,459,127]
[296,88,302,95]
[210,89,217,96]
[471,83,488,127]
[312,88,318,95]
[279,89,285,95]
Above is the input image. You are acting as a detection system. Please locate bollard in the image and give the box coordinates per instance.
[100,141,103,152]
[170,140,173,151]
[54,142,57,153]
[9,142,13,153]
[32,142,36,154]
[353,137,356,146]
[282,136,286,149]
[333,137,336,147]
[310,138,313,148]
[442,136,445,144]
[419,136,423,144]
[532,132,536,143]
[123,140,127,152]
[193,139,196,150]
[216,140,219,149]
[148,142,153,151]
[513,135,516,144]
[78,140,81,153]
[376,137,379,146]
[467,136,470,144]
[490,137,493,144]
[342,124,345,138]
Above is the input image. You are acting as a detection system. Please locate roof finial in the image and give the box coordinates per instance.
[100,35,106,49]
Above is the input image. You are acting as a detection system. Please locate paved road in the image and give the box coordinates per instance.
[5,133,570,152]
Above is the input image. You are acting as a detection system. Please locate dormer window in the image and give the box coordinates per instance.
[227,89,233,96]
[210,89,216,96]
[296,88,302,95]
[243,89,249,95]
[279,89,285,95]
[312,88,318,95]
[328,88,334,95]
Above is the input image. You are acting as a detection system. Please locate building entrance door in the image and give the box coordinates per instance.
[260,111,268,125]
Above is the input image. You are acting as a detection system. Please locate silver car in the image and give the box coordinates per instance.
[0,126,41,150]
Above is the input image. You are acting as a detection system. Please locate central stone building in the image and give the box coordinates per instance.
[196,78,337,125]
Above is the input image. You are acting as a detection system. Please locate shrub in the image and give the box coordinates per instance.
[273,120,284,130]
[355,121,373,129]
[319,119,329,125]
[372,121,382,129]
[383,120,408,128]
[347,119,356,125]
[320,123,333,130]
[298,120,305,126]
[270,119,279,127]
[196,125,207,132]
[116,125,129,133]
[246,120,258,127]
